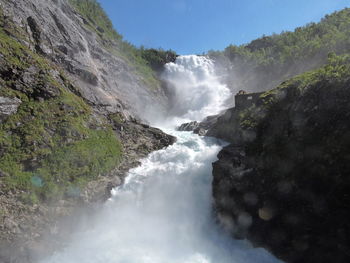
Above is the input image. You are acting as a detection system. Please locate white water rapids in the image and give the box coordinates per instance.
[42,56,281,263]
[160,55,230,125]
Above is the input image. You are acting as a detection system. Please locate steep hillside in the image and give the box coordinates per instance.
[209,8,350,95]
[210,54,350,262]
[0,0,175,120]
[0,1,175,262]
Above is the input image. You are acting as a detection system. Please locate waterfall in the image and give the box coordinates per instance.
[161,55,230,125]
[41,56,282,263]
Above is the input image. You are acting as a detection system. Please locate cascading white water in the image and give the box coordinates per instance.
[161,55,230,125]
[42,56,282,263]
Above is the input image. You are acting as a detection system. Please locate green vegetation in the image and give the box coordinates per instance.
[0,12,122,202]
[0,0,177,204]
[239,54,350,132]
[68,0,176,88]
[262,53,350,103]
[69,0,123,42]
[209,53,350,144]
[212,54,350,262]
[140,48,177,71]
[209,8,350,92]
[240,54,350,262]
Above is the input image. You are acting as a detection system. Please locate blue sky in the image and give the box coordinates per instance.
[99,0,349,55]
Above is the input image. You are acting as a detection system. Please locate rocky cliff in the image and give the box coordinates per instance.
[0,1,175,262]
[210,54,350,262]
[0,0,169,119]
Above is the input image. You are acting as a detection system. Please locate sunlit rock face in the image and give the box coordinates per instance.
[0,1,177,261]
[211,61,350,262]
[0,0,168,119]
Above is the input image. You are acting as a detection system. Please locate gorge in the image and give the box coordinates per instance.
[1,0,350,263]
[41,55,281,263]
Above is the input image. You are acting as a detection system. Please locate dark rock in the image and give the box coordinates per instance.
[75,68,98,86]
[193,127,206,136]
[211,72,350,262]
[96,26,104,33]
[178,115,221,136]
[27,16,41,43]
[57,45,68,55]
[177,121,200,131]
[26,16,43,54]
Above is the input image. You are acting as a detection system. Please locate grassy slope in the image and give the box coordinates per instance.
[68,0,176,89]
[0,8,122,203]
[209,8,350,92]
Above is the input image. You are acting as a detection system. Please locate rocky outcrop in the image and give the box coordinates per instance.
[178,121,200,132]
[211,55,350,263]
[0,97,21,122]
[0,2,175,262]
[0,0,169,119]
[177,115,220,136]
[0,118,175,263]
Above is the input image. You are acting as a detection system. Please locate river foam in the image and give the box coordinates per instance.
[161,55,230,126]
[41,56,282,263]
[43,130,281,263]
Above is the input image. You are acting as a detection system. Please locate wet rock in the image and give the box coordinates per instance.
[0,1,177,262]
[194,127,206,136]
[177,122,207,136]
[177,121,200,131]
[0,0,169,118]
[50,11,67,36]
[177,115,220,136]
[75,68,98,86]
[211,75,350,262]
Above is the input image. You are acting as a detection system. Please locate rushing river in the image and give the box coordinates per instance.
[42,56,282,263]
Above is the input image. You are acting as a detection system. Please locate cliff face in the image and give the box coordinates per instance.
[0,1,175,262]
[210,55,350,262]
[0,0,168,119]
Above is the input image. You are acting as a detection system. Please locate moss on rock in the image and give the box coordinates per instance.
[0,9,122,202]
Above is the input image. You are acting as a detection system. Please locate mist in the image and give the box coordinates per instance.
[38,56,281,263]
[41,130,280,263]
[157,55,230,127]
[208,48,335,98]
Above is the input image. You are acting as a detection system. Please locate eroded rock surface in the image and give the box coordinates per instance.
[0,97,21,122]
[0,0,168,119]
[0,2,175,262]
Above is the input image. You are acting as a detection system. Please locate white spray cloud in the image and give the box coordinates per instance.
[40,55,281,263]
[42,131,281,263]
[162,55,230,125]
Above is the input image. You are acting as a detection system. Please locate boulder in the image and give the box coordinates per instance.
[0,97,21,123]
[177,121,200,132]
